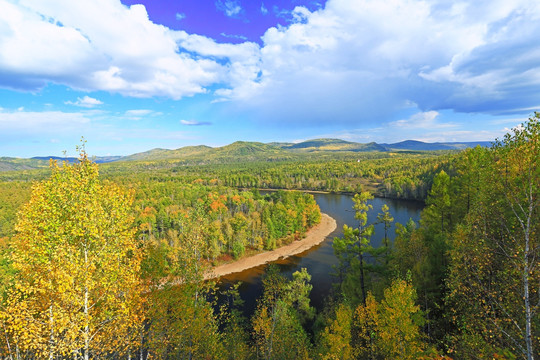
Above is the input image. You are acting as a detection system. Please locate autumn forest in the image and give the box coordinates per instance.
[0,114,538,359]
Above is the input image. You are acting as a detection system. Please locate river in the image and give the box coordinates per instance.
[217,192,424,317]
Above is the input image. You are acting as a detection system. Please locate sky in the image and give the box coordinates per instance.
[1,0,539,157]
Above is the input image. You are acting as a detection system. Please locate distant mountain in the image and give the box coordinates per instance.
[31,156,123,164]
[268,142,294,148]
[120,142,291,163]
[382,140,491,151]
[0,155,122,172]
[213,141,286,156]
[0,157,49,172]
[1,139,494,171]
[121,145,212,162]
[276,138,387,152]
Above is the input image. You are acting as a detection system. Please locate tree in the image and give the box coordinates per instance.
[316,303,353,360]
[333,192,375,306]
[252,265,312,360]
[142,201,223,360]
[417,170,453,342]
[353,278,427,359]
[1,149,144,359]
[448,114,539,359]
[424,170,451,233]
[220,284,251,360]
[377,204,394,265]
[377,204,394,248]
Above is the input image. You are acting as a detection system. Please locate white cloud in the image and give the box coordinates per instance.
[0,107,197,156]
[390,111,456,129]
[291,6,311,23]
[220,0,540,123]
[65,95,103,107]
[175,12,186,20]
[125,109,153,117]
[221,32,248,41]
[180,119,212,126]
[415,130,504,143]
[261,3,268,15]
[0,0,257,99]
[215,0,243,18]
[0,108,91,135]
[1,0,539,124]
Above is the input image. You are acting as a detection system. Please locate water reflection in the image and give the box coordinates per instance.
[217,192,424,317]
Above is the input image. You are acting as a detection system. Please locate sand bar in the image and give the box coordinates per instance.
[204,213,337,280]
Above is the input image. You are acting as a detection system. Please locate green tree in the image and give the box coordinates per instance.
[377,204,394,248]
[220,284,252,360]
[448,114,539,359]
[252,265,312,360]
[377,204,394,266]
[333,192,375,306]
[424,170,451,233]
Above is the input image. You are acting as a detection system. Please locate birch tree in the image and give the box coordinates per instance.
[2,149,143,359]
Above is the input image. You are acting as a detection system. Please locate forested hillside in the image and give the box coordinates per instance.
[0,114,537,359]
[0,138,485,173]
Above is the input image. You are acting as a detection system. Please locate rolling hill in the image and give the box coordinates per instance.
[0,138,492,171]
[275,138,387,152]
[381,140,492,151]
[121,145,213,162]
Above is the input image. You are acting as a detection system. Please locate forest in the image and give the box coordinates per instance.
[0,114,538,359]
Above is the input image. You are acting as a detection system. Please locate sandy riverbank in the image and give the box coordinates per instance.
[204,213,337,280]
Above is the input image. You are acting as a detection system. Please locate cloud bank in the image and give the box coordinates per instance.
[1,0,539,125]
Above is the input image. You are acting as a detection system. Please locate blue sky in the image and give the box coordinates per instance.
[0,0,539,157]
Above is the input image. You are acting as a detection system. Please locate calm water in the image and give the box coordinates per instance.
[217,193,424,316]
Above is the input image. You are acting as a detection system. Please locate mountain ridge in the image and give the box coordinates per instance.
[1,139,492,170]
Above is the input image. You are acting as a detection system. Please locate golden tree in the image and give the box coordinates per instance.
[2,149,143,359]
[353,278,426,359]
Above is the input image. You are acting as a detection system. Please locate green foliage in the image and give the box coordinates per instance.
[144,284,223,359]
[316,278,430,360]
[252,265,313,360]
[131,182,321,271]
[446,114,539,359]
[333,192,393,306]
[0,157,49,172]
[219,284,251,360]
[423,170,452,233]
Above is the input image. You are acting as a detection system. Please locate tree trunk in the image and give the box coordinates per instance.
[84,246,89,360]
[49,301,54,360]
[523,228,533,360]
[359,250,366,307]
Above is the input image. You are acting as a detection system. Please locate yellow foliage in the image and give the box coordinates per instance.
[1,150,144,359]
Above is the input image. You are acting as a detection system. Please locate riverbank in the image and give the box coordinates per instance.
[204,213,337,280]
[257,188,425,204]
